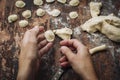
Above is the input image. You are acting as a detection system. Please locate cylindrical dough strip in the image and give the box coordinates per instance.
[89,45,107,55]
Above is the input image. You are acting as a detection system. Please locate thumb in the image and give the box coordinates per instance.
[60,46,75,63]
[32,26,44,36]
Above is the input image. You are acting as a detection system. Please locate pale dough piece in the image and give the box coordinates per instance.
[15,0,26,8]
[89,2,102,17]
[69,11,78,19]
[89,45,107,54]
[44,30,55,42]
[57,0,66,4]
[8,14,18,23]
[69,0,80,6]
[50,9,61,17]
[81,15,120,42]
[36,8,45,17]
[53,27,72,40]
[33,0,43,6]
[19,20,28,27]
[22,10,31,19]
[46,0,55,3]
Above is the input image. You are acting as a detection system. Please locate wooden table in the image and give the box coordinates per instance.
[0,0,120,80]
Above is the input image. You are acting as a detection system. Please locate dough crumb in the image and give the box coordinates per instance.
[89,45,107,54]
[69,11,78,19]
[89,2,102,17]
[33,0,43,6]
[8,14,18,23]
[44,30,55,42]
[57,0,66,4]
[19,20,29,27]
[22,10,32,19]
[53,27,73,40]
[36,8,46,17]
[15,0,26,8]
[50,9,61,17]
[69,0,80,6]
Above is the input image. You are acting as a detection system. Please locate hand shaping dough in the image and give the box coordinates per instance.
[89,2,102,17]
[69,0,80,6]
[53,27,73,40]
[15,0,26,8]
[33,0,43,6]
[36,8,45,17]
[19,20,28,27]
[22,10,31,19]
[50,9,61,17]
[57,0,66,4]
[8,14,18,23]
[46,0,55,3]
[44,30,55,42]
[81,15,120,42]
[69,11,78,19]
[89,45,107,54]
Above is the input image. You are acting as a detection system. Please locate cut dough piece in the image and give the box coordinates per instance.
[89,45,107,54]
[69,0,80,6]
[57,0,66,4]
[53,27,73,40]
[44,30,55,42]
[15,0,26,8]
[89,2,102,17]
[8,14,18,23]
[36,8,45,17]
[81,15,120,42]
[50,9,61,17]
[46,0,55,3]
[22,10,31,19]
[69,11,78,19]
[33,0,43,6]
[19,20,29,27]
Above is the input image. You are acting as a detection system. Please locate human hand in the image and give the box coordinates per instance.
[59,39,98,80]
[17,26,52,80]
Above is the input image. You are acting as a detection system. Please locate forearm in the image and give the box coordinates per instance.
[17,58,36,80]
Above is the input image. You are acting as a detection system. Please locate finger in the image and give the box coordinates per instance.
[38,43,53,58]
[38,40,48,49]
[37,33,45,42]
[60,39,84,51]
[31,26,41,36]
[60,46,75,63]
[60,62,70,68]
[59,56,67,63]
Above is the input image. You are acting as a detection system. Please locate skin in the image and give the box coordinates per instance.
[17,26,98,80]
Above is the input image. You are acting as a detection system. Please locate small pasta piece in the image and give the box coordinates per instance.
[15,0,26,8]
[50,9,61,17]
[19,20,29,27]
[33,0,43,6]
[36,8,45,17]
[8,14,18,23]
[69,11,78,19]
[69,0,80,6]
[44,30,55,42]
[46,0,55,3]
[57,0,66,4]
[22,10,32,19]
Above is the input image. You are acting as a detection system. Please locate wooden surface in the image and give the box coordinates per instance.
[0,0,120,80]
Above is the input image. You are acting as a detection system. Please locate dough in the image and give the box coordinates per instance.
[46,0,55,3]
[89,2,102,17]
[8,14,18,23]
[50,9,61,17]
[19,20,28,27]
[89,45,107,54]
[15,0,26,8]
[69,11,78,19]
[22,10,31,19]
[33,0,43,6]
[53,27,73,40]
[69,0,80,6]
[57,0,66,4]
[44,30,55,42]
[36,8,45,17]
[81,15,120,42]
